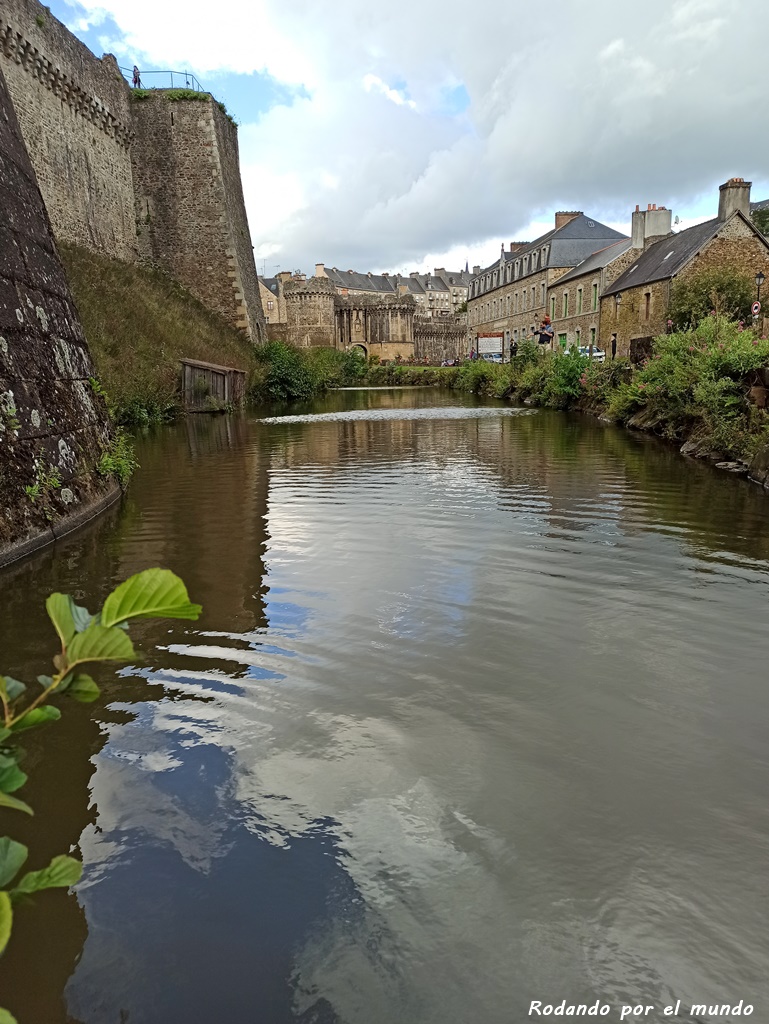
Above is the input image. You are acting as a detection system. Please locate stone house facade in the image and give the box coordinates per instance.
[601,179,769,358]
[259,275,287,325]
[468,213,626,354]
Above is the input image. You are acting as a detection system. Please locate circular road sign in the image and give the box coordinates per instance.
[752,300,761,316]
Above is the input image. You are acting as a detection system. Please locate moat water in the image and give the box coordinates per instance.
[2,387,769,1024]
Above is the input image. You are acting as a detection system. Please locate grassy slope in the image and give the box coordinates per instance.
[59,243,256,422]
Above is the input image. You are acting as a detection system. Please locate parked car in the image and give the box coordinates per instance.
[481,352,503,363]
[577,346,606,363]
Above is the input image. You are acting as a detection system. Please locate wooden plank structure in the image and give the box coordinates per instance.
[180,358,247,413]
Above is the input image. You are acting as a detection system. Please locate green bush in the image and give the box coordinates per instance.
[97,429,139,487]
[600,317,769,457]
[667,268,754,330]
[540,350,588,409]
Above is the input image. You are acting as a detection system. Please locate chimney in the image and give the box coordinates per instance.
[631,203,673,249]
[555,211,581,230]
[508,242,527,252]
[718,177,751,222]
[314,262,326,277]
[472,265,481,275]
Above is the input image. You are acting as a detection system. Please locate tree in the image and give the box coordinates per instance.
[752,208,769,238]
[667,268,754,330]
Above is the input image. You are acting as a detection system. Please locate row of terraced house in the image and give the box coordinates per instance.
[468,178,769,361]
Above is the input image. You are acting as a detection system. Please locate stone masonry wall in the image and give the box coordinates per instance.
[0,0,137,261]
[283,280,337,347]
[211,102,265,343]
[131,92,265,342]
[0,65,117,565]
[414,318,466,362]
[599,220,769,358]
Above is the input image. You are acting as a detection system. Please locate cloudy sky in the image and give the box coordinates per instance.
[50,0,769,277]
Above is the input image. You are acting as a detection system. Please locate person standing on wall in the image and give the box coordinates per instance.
[537,317,554,348]
[132,65,142,88]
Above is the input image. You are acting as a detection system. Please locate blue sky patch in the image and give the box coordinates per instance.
[46,0,308,125]
[440,83,470,117]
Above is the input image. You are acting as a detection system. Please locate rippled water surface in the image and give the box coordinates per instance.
[2,387,769,1024]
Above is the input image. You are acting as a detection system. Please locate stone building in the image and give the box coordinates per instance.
[468,213,625,353]
[547,204,671,350]
[547,238,631,351]
[282,275,416,361]
[259,275,287,326]
[601,179,769,359]
[316,263,471,318]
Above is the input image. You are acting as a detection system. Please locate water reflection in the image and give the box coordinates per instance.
[1,391,768,1024]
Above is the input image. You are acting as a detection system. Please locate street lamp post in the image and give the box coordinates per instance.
[755,271,765,329]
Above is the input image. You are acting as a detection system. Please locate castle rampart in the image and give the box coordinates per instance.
[0,64,117,566]
[0,0,265,340]
[0,0,137,262]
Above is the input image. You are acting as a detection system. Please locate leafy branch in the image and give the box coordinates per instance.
[0,568,201,1024]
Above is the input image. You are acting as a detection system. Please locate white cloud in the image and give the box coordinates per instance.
[362,74,417,109]
[62,0,769,274]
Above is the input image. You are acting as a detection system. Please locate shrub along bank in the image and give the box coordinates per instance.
[434,322,769,465]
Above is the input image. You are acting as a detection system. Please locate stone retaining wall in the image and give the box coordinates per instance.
[0,64,116,566]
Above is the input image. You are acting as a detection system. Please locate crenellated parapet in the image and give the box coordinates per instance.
[0,0,265,340]
[0,16,133,148]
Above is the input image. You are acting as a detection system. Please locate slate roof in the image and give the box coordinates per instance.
[324,268,398,293]
[473,214,626,287]
[751,199,769,212]
[601,214,768,296]
[555,238,632,285]
[440,269,472,287]
[261,277,279,293]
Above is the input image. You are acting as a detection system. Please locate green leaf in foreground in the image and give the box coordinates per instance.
[0,678,26,704]
[0,892,12,955]
[11,854,82,899]
[100,568,202,627]
[67,674,100,703]
[0,792,32,816]
[0,1006,19,1024]
[68,624,136,664]
[0,755,27,794]
[0,838,27,887]
[45,593,77,647]
[10,706,60,734]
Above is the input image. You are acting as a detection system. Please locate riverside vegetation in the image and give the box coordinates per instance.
[61,245,769,468]
[0,569,201,1024]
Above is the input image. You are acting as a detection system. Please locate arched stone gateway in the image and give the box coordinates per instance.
[350,343,368,358]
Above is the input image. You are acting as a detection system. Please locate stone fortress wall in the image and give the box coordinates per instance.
[0,0,264,340]
[281,274,469,362]
[0,0,137,262]
[0,63,117,566]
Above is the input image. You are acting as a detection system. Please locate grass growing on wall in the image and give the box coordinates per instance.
[60,243,255,425]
